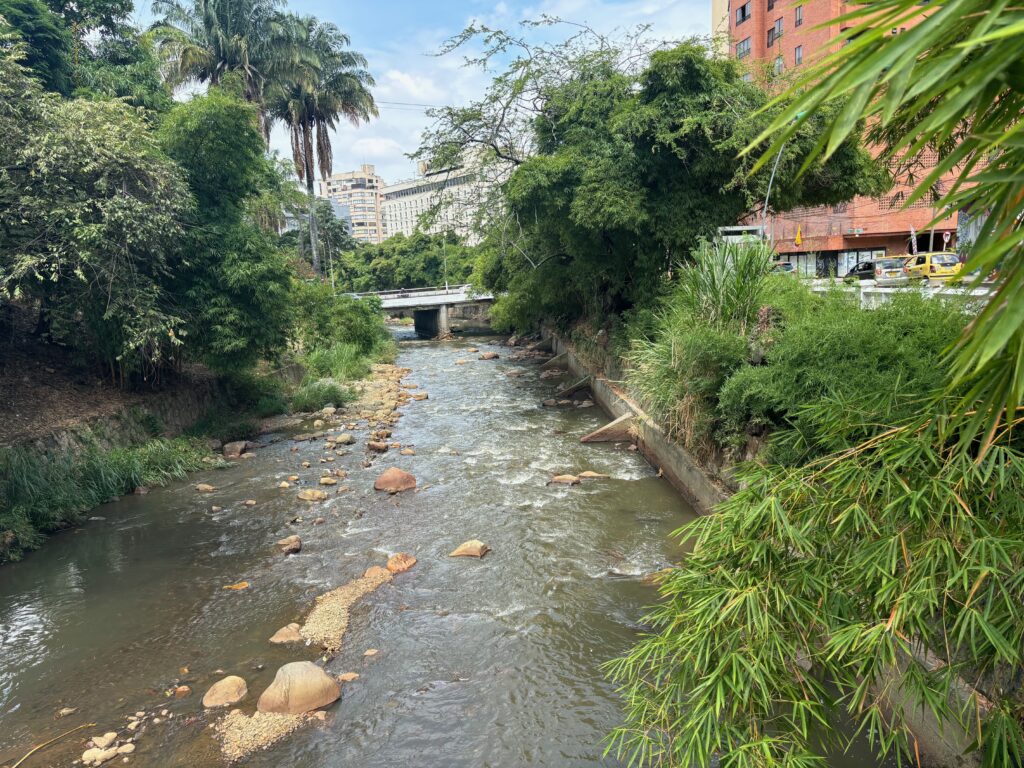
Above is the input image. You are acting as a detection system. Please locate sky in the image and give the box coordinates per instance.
[136,0,710,184]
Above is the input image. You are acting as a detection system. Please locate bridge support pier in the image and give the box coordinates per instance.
[413,304,449,338]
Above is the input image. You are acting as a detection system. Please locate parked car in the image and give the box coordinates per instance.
[843,258,910,286]
[771,261,796,275]
[903,251,962,281]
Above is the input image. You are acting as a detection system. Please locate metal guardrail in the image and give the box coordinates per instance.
[352,284,475,300]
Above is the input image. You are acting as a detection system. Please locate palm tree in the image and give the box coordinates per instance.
[267,15,376,274]
[148,0,296,136]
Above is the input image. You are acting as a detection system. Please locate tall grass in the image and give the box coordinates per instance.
[0,437,213,562]
[290,378,353,413]
[304,343,371,381]
[674,239,775,333]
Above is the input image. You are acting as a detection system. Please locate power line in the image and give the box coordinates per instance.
[376,100,441,108]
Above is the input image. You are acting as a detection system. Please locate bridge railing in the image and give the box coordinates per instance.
[351,284,474,300]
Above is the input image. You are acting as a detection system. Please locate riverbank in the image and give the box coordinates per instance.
[0,335,694,767]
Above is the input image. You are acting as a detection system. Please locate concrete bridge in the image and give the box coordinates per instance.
[354,285,495,338]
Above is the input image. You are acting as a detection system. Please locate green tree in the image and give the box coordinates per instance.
[74,33,172,112]
[159,89,292,372]
[338,231,473,292]
[0,0,72,93]
[266,14,375,274]
[457,36,884,330]
[0,49,192,381]
[149,0,295,134]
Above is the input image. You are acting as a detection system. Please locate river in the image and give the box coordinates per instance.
[0,335,694,766]
[0,332,897,768]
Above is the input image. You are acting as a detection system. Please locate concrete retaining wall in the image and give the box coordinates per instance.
[550,335,729,514]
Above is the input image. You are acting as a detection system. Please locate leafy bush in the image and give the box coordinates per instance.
[292,281,391,354]
[718,290,969,462]
[0,437,211,562]
[290,378,352,413]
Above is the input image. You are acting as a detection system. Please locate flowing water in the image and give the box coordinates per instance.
[0,335,890,768]
[0,336,692,767]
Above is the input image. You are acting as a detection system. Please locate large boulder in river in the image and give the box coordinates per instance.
[335,433,355,445]
[268,623,303,644]
[449,539,490,558]
[202,676,248,708]
[387,553,416,573]
[257,661,340,715]
[373,467,416,494]
[367,441,389,453]
[478,351,499,360]
[276,535,301,555]
[223,441,247,459]
[297,489,328,502]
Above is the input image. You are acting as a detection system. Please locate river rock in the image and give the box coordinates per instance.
[386,553,416,574]
[196,483,216,493]
[336,433,355,445]
[288,474,300,482]
[278,481,290,489]
[321,406,337,416]
[411,393,428,401]
[338,672,360,682]
[82,746,118,766]
[117,743,135,755]
[269,623,303,644]
[223,441,247,459]
[542,399,557,407]
[313,517,326,525]
[313,419,325,429]
[257,661,340,715]
[297,489,328,502]
[363,648,379,657]
[244,499,257,506]
[467,347,479,353]
[455,359,468,365]
[449,539,490,558]
[479,352,499,360]
[277,535,302,555]
[203,676,248,708]
[359,566,388,581]
[548,474,580,486]
[373,467,416,494]
[578,470,609,479]
[92,732,118,750]
[319,476,337,486]
[367,440,389,453]
[400,448,415,456]
[134,486,149,495]
[174,685,191,698]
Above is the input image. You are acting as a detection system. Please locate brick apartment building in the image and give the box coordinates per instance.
[719,0,958,276]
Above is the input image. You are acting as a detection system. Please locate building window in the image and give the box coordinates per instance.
[795,5,803,27]
[736,37,752,59]
[767,0,775,9]
[794,45,803,65]
[774,55,784,75]
[767,17,783,47]
[735,1,751,25]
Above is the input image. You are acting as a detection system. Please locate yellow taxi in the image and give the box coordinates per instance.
[903,252,963,281]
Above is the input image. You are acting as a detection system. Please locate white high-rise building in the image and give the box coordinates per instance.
[380,162,486,244]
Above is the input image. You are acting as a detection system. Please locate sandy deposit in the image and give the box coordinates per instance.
[215,710,321,761]
[300,568,394,652]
